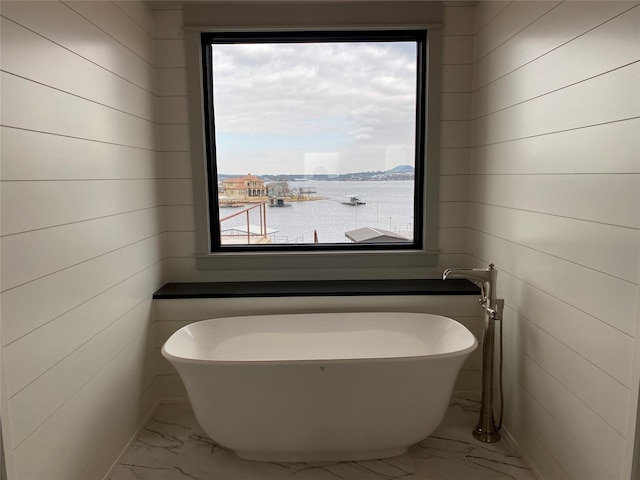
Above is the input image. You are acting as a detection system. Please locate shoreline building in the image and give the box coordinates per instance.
[222,174,267,200]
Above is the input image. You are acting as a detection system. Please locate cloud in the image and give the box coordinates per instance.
[211,40,417,174]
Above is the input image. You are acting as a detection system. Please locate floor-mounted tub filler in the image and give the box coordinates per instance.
[443,264,505,443]
[161,312,477,462]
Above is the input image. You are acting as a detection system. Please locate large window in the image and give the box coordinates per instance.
[201,31,427,252]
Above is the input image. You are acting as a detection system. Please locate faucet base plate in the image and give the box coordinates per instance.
[472,426,501,443]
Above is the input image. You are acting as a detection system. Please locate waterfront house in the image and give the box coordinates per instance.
[222,174,267,199]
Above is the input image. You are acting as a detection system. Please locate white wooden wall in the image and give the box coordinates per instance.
[152,4,196,283]
[0,2,163,478]
[439,4,475,273]
[468,2,640,479]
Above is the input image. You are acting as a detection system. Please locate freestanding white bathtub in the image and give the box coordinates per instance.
[161,312,477,462]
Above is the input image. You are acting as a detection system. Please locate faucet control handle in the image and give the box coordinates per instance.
[486,299,505,321]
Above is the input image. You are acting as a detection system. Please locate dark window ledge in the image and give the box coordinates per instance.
[153,279,479,299]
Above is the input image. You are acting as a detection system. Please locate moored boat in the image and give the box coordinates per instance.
[340,194,366,206]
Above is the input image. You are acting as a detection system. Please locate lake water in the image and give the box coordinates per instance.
[219,180,415,244]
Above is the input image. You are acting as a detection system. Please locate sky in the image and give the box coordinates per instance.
[211,40,418,175]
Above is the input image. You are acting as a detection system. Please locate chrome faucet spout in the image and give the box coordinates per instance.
[442,265,493,283]
[443,264,497,305]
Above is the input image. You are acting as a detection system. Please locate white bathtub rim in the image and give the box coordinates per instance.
[161,311,478,366]
[162,348,476,366]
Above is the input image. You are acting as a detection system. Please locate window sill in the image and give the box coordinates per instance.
[194,248,439,272]
[152,278,479,299]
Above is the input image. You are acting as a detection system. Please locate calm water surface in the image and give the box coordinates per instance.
[219,180,415,244]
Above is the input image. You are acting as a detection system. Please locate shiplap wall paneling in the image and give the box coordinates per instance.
[469,2,640,479]
[0,1,163,478]
[436,5,474,272]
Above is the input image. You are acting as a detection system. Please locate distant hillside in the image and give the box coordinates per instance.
[387,164,414,173]
[219,165,415,182]
[334,165,415,181]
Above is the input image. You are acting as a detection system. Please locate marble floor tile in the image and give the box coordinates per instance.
[109,396,537,480]
[409,396,537,480]
[171,433,415,480]
[108,403,195,480]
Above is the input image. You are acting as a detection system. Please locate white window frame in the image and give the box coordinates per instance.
[184,1,443,279]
